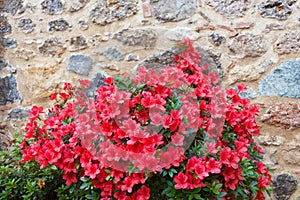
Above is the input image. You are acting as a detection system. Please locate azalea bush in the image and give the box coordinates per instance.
[3,39,272,199]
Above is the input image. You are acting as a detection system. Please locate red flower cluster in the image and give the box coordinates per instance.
[21,39,272,199]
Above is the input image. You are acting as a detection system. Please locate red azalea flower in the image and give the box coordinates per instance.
[174,172,188,189]
[62,172,77,186]
[206,157,221,174]
[84,163,100,179]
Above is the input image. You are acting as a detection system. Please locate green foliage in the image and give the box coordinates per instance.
[0,134,101,200]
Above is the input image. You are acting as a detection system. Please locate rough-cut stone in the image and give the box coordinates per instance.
[258,59,300,98]
[3,38,17,49]
[258,0,294,20]
[84,72,107,98]
[113,29,157,49]
[2,0,24,15]
[282,149,300,165]
[275,31,300,55]
[103,47,124,61]
[90,34,110,46]
[151,0,197,22]
[273,174,298,200]
[261,103,300,129]
[67,54,93,75]
[78,19,89,31]
[6,108,30,121]
[90,1,138,26]
[39,37,66,57]
[206,0,249,18]
[14,48,36,61]
[137,46,223,78]
[165,28,200,41]
[68,36,88,52]
[232,85,257,99]
[208,33,226,46]
[69,0,89,12]
[264,23,284,33]
[0,15,12,35]
[126,54,139,61]
[257,135,285,146]
[41,0,65,15]
[17,18,36,34]
[49,18,70,31]
[0,75,22,106]
[0,60,8,70]
[228,34,268,58]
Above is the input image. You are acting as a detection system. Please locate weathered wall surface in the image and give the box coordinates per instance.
[0,0,299,198]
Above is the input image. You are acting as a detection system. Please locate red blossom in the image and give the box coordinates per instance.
[174,172,188,189]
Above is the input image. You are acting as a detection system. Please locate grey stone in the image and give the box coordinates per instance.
[90,1,138,26]
[275,31,300,55]
[258,0,294,20]
[258,59,300,98]
[2,0,24,15]
[206,0,249,18]
[39,37,66,57]
[78,20,89,31]
[6,108,30,121]
[103,47,124,61]
[232,85,257,99]
[69,0,89,12]
[0,75,22,106]
[41,0,65,15]
[84,72,107,98]
[126,54,139,61]
[113,28,157,49]
[68,36,88,52]
[3,38,17,49]
[0,15,12,35]
[257,135,285,146]
[228,33,268,58]
[208,33,226,46]
[0,60,8,70]
[137,46,223,78]
[49,18,70,31]
[273,174,298,200]
[151,0,197,22]
[17,18,36,34]
[67,54,93,75]
[165,28,200,41]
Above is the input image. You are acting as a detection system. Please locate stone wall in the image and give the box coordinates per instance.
[1,0,299,199]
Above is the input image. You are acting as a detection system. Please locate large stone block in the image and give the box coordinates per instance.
[41,0,65,15]
[90,1,138,26]
[0,75,21,106]
[261,102,300,129]
[113,28,157,48]
[151,0,197,22]
[228,33,268,58]
[258,59,300,98]
[258,0,295,20]
[273,174,298,200]
[67,54,93,75]
[206,0,249,18]
[275,31,300,55]
[39,37,66,57]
